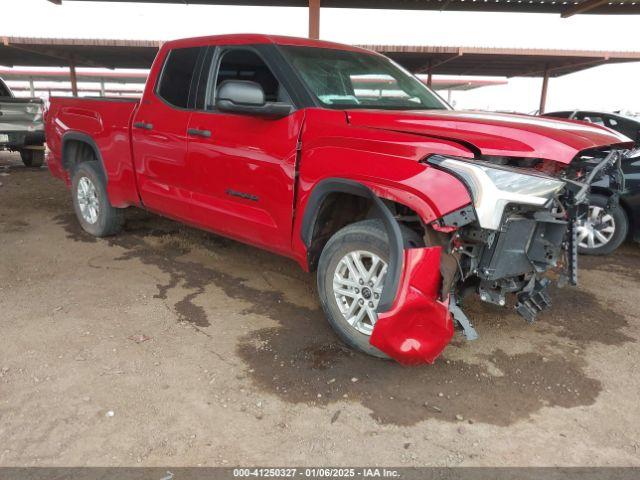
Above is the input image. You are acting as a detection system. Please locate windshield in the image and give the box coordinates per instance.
[280,46,449,111]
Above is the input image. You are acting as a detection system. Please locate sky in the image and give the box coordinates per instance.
[3,0,640,113]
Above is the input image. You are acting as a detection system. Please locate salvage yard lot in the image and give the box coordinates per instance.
[1,151,639,466]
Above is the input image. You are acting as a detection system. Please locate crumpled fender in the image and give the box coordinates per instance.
[370,247,454,365]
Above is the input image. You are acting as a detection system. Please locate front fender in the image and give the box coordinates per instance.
[370,247,454,365]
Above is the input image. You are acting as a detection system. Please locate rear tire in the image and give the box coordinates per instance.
[71,161,124,237]
[316,219,421,359]
[20,149,44,167]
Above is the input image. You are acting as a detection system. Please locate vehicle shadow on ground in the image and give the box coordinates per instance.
[54,209,635,427]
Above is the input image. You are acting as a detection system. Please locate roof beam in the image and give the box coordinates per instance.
[416,51,464,73]
[38,0,640,14]
[539,65,550,114]
[69,55,79,96]
[308,0,320,39]
[561,0,610,17]
[432,51,464,69]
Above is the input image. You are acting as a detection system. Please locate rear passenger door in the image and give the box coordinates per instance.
[131,46,205,221]
[185,46,305,254]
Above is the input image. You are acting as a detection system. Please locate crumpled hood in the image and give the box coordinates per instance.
[346,109,634,164]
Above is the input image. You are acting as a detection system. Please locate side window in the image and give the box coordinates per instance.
[618,120,640,142]
[157,47,202,108]
[211,48,290,107]
[577,113,605,126]
[604,116,620,131]
[546,112,571,119]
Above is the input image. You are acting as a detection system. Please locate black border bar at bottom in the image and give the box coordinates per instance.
[0,468,639,480]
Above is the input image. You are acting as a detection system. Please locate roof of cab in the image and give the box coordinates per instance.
[162,33,377,55]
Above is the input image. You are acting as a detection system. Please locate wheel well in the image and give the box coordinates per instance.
[306,191,424,271]
[61,137,104,177]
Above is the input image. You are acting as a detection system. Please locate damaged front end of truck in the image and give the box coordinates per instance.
[370,147,629,365]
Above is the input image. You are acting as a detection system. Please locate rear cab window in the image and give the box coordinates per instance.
[156,47,203,109]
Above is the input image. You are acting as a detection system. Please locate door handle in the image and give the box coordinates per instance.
[187,128,212,138]
[133,121,153,130]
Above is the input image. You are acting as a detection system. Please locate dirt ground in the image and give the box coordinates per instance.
[1,150,639,467]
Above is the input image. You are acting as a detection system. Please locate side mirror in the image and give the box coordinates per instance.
[215,80,293,119]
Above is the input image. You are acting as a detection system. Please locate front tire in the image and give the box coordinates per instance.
[71,161,123,237]
[576,194,628,255]
[317,219,421,359]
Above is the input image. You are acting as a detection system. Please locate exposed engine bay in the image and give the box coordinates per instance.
[368,147,634,365]
[427,148,628,339]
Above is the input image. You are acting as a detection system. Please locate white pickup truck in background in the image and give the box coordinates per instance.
[0,77,45,167]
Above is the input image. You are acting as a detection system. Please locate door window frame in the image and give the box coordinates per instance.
[195,44,303,114]
[154,46,207,111]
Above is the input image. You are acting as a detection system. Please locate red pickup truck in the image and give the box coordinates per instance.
[46,34,634,365]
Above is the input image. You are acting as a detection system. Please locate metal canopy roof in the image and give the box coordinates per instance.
[422,77,508,90]
[0,37,161,69]
[47,0,640,17]
[365,45,640,77]
[1,37,639,78]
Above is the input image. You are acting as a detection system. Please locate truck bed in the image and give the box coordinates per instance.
[46,96,141,207]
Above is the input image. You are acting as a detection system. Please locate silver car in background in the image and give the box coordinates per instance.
[0,77,45,167]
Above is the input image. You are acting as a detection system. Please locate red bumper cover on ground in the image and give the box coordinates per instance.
[370,247,454,365]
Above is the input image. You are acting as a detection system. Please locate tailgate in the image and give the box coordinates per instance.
[0,97,44,134]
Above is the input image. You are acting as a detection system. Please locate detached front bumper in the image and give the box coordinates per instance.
[370,247,454,365]
[369,202,573,365]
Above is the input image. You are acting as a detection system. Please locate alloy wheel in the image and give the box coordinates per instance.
[333,250,387,336]
[77,176,100,224]
[576,205,616,250]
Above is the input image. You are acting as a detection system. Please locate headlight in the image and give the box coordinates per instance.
[428,155,565,230]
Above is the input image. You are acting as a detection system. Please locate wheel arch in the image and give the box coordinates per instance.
[300,178,405,313]
[61,132,107,182]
